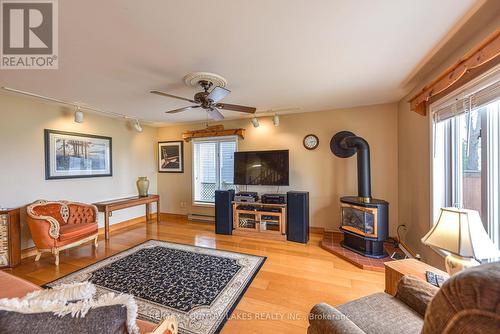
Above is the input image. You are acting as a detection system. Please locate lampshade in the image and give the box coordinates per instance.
[421,207,500,260]
[251,116,259,128]
[273,113,280,126]
[74,107,84,123]
[133,120,143,133]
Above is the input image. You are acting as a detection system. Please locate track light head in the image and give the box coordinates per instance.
[273,113,280,127]
[251,116,259,128]
[133,120,143,133]
[74,107,84,123]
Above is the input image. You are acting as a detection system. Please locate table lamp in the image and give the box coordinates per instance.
[421,207,500,275]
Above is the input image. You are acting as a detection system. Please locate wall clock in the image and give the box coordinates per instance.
[303,134,319,150]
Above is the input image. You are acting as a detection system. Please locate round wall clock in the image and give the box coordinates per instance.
[303,134,319,150]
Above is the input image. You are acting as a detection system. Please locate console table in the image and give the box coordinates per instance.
[93,195,160,240]
[384,259,449,295]
[0,208,21,268]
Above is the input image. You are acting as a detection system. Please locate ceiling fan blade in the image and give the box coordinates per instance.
[207,86,230,103]
[206,107,225,120]
[216,103,256,113]
[150,90,196,103]
[165,105,200,114]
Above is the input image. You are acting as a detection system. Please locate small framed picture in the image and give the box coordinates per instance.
[158,141,184,173]
[44,129,112,180]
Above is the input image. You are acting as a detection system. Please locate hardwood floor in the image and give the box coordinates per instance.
[4,216,384,333]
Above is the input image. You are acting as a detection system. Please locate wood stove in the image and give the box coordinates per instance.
[331,131,389,258]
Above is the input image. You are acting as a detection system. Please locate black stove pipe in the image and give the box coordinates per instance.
[341,136,371,200]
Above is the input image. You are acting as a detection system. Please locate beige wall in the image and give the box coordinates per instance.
[0,93,158,249]
[7,14,495,263]
[158,103,399,233]
[397,14,500,268]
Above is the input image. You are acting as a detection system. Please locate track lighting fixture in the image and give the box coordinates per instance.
[133,120,143,133]
[273,113,280,127]
[251,116,260,128]
[1,87,148,131]
[74,106,84,123]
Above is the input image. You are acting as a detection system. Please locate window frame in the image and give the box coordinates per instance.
[429,67,500,253]
[191,135,238,206]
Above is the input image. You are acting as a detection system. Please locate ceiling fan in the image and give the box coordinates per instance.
[150,80,256,120]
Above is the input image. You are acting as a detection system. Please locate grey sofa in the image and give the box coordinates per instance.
[308,262,500,334]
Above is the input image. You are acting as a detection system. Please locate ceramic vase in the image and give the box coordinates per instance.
[136,177,150,197]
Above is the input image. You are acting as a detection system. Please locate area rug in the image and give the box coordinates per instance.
[44,239,266,334]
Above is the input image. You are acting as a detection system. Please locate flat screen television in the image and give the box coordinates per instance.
[234,150,289,186]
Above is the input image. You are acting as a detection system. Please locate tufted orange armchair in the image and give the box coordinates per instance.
[26,200,99,265]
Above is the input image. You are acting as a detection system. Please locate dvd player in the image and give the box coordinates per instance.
[257,207,281,213]
[237,205,256,211]
[261,193,286,204]
[235,191,259,203]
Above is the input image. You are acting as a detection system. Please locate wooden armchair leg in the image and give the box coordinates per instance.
[152,316,178,334]
[53,249,60,266]
[35,250,42,262]
[94,236,99,248]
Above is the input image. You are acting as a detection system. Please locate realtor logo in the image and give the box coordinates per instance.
[1,0,58,69]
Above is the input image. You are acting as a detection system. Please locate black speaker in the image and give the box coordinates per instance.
[287,191,309,243]
[215,189,235,235]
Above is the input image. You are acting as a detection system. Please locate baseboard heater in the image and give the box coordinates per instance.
[188,213,215,223]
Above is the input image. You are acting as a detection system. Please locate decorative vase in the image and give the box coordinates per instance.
[136,177,150,197]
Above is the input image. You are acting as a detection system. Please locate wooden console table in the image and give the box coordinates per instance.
[384,259,449,295]
[0,208,21,268]
[93,195,160,240]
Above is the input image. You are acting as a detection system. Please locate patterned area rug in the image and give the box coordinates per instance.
[44,240,266,334]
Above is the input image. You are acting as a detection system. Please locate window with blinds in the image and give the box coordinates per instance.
[192,136,237,204]
[431,68,500,251]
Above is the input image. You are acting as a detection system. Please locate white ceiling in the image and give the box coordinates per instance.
[0,0,479,125]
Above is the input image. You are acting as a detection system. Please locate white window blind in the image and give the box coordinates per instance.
[193,136,237,204]
[432,73,500,123]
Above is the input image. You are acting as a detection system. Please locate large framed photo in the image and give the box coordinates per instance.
[158,141,184,173]
[44,129,112,180]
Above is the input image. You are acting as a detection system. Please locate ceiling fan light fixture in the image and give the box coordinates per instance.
[133,120,143,133]
[251,116,260,128]
[153,72,256,121]
[273,113,280,127]
[74,106,84,123]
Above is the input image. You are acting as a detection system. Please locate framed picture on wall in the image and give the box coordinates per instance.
[158,141,184,173]
[44,129,112,180]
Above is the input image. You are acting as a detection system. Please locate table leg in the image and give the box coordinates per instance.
[145,202,150,223]
[156,199,160,223]
[104,209,110,240]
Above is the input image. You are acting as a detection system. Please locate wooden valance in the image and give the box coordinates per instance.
[182,125,245,142]
[409,29,500,116]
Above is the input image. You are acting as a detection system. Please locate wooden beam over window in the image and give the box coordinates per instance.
[409,29,500,116]
[182,125,245,141]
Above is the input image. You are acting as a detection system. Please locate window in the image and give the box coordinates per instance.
[431,70,500,250]
[192,136,237,204]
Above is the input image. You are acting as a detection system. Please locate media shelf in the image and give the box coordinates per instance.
[232,201,287,241]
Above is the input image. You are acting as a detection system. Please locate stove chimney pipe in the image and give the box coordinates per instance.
[330,131,372,202]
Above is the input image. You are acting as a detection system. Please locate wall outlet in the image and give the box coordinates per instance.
[180,201,186,208]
